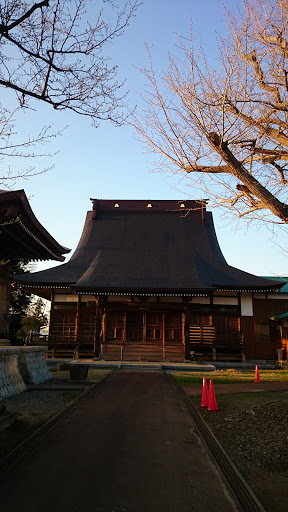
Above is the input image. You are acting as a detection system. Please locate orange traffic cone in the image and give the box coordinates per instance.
[254,365,261,383]
[207,380,220,411]
[200,377,208,408]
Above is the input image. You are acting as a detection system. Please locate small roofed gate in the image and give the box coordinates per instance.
[102,310,185,362]
[189,315,243,360]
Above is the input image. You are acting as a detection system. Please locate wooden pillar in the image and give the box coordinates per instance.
[93,298,100,358]
[74,295,81,359]
[123,311,127,345]
[162,312,165,361]
[183,300,191,361]
[182,313,185,345]
[240,292,255,359]
[143,312,147,343]
[102,310,106,343]
[75,295,80,340]
[0,263,11,345]
[93,297,104,358]
[49,289,55,355]
[50,289,55,311]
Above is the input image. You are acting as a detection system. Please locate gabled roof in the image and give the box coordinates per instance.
[0,189,70,262]
[13,199,283,294]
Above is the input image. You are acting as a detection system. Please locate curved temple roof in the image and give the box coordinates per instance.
[0,189,70,262]
[13,199,283,294]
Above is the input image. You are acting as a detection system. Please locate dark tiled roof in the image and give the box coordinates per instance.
[0,189,70,262]
[262,276,288,293]
[13,199,283,292]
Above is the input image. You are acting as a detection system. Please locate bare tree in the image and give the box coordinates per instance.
[0,104,61,187]
[0,0,139,186]
[132,0,288,224]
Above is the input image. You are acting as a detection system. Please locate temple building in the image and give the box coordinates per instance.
[13,199,285,361]
[0,189,70,344]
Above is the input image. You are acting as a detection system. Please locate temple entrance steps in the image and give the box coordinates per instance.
[101,343,122,361]
[164,343,185,362]
[123,343,163,362]
[101,343,185,362]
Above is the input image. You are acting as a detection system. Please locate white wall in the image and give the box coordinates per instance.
[240,292,253,317]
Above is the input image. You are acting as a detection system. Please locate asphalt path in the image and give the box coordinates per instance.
[1,370,239,512]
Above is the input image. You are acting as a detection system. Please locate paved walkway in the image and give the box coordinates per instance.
[2,370,239,512]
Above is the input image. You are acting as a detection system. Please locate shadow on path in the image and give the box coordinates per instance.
[1,370,239,512]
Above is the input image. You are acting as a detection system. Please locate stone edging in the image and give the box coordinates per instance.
[0,348,26,400]
[18,346,52,385]
[0,346,52,400]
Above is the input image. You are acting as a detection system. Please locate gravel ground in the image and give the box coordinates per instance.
[3,387,77,423]
[211,399,288,473]
[184,384,288,473]
[0,378,83,459]
[184,385,288,512]
[210,397,288,512]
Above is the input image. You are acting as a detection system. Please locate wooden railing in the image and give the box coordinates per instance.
[189,326,244,360]
[101,342,184,362]
[31,335,94,359]
[189,326,215,344]
[189,326,242,345]
[32,326,243,361]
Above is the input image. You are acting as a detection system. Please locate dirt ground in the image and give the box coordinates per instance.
[183,382,288,512]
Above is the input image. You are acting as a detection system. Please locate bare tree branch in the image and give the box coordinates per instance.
[0,1,140,125]
[0,1,49,32]
[0,0,140,187]
[131,0,288,225]
[185,164,229,174]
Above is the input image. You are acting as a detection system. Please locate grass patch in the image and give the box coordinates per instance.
[52,369,111,381]
[173,368,288,385]
[87,369,111,381]
[188,389,288,415]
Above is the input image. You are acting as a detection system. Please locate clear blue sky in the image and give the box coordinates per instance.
[9,0,288,277]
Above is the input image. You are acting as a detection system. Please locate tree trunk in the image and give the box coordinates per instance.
[208,133,288,223]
